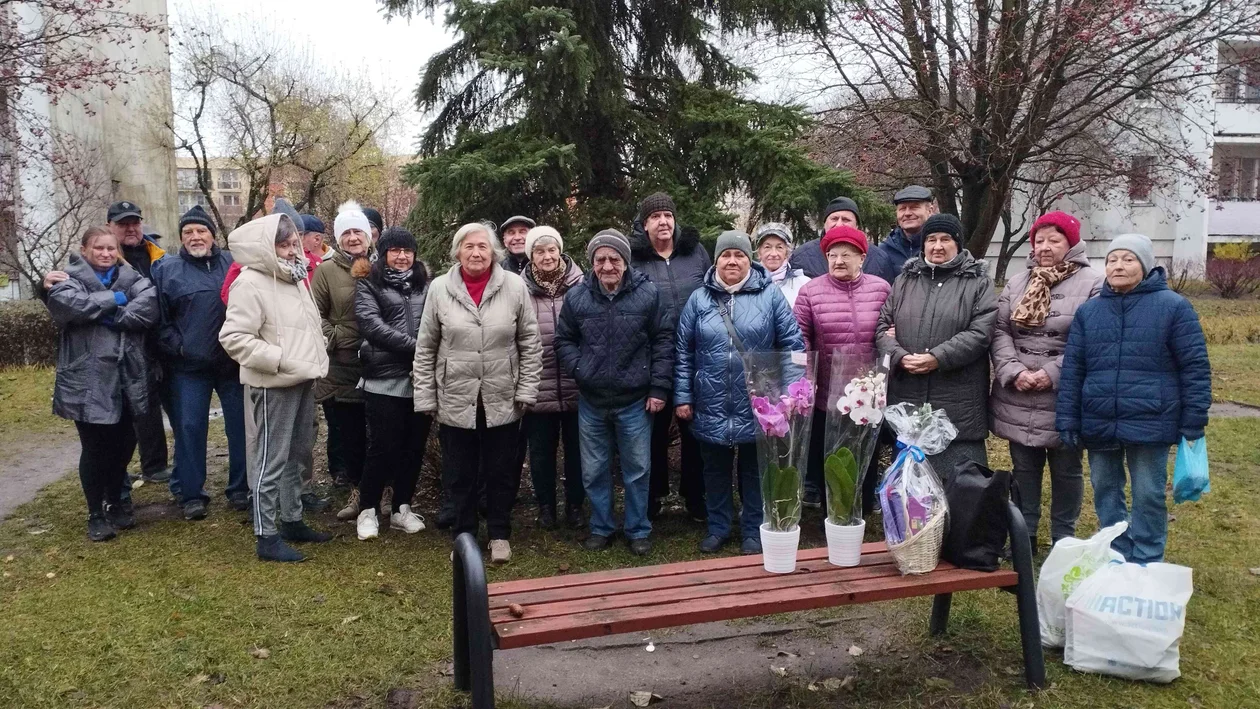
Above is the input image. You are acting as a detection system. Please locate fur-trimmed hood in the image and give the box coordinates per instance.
[629,218,704,260]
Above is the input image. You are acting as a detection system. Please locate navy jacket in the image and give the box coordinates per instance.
[864,227,921,285]
[153,246,236,374]
[629,220,712,328]
[1056,268,1211,447]
[788,238,828,279]
[554,268,674,409]
[675,264,804,446]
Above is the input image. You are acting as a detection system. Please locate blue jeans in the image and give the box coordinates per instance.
[578,396,652,540]
[1088,443,1172,564]
[699,440,761,541]
[170,369,248,504]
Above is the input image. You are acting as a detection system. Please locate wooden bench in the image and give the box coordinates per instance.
[450,502,1044,708]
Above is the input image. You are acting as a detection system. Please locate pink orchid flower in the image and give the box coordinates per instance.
[752,395,790,438]
[787,378,814,414]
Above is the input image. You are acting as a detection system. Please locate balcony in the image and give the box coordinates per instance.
[1207,199,1260,241]
[1216,101,1260,142]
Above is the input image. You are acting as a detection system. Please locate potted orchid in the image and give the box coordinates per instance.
[744,350,817,574]
[822,349,890,566]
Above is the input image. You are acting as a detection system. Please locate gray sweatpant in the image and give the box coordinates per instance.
[244,381,316,537]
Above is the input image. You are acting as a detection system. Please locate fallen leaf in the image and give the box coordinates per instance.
[377,571,385,577]
[28,528,49,536]
[190,673,210,685]
[770,666,788,677]
[557,563,570,573]
[692,654,700,660]
[45,572,55,579]
[2,571,10,578]
[629,691,662,706]
[776,650,799,658]
[807,682,819,692]
[924,677,954,690]
[847,644,864,657]
[840,676,855,691]
[3,555,13,562]
[508,603,526,619]
[131,479,145,490]
[250,647,270,660]
[1249,568,1260,576]
[341,615,361,625]
[821,678,842,691]
[436,662,455,677]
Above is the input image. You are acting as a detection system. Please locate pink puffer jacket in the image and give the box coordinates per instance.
[793,273,891,408]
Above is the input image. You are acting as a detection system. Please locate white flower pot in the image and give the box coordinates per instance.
[825,518,866,567]
[760,523,800,574]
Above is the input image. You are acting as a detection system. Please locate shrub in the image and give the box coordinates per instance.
[0,300,58,367]
[1166,259,1210,296]
[1205,257,1260,299]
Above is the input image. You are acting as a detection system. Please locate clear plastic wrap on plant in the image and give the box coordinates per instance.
[878,403,955,549]
[743,350,816,533]
[822,346,890,526]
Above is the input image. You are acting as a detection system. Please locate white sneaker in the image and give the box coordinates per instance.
[489,539,511,564]
[356,508,379,540]
[390,505,426,534]
[337,489,361,521]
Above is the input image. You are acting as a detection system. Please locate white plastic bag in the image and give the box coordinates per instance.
[1064,561,1193,683]
[1035,522,1127,648]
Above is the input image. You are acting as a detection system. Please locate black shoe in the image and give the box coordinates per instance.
[227,492,250,512]
[300,492,330,513]
[699,535,726,553]
[583,534,611,551]
[87,514,116,542]
[183,499,208,521]
[686,500,708,524]
[565,504,584,530]
[628,537,653,556]
[280,521,333,543]
[256,535,306,562]
[802,489,822,509]
[538,505,557,529]
[118,500,135,517]
[741,537,763,555]
[142,467,173,484]
[436,504,455,531]
[106,503,136,530]
[647,497,663,521]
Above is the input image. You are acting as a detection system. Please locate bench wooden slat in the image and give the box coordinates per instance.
[489,551,897,610]
[486,542,889,596]
[490,561,910,623]
[493,567,1018,649]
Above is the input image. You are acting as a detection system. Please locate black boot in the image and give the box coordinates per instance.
[256,535,306,562]
[436,501,455,530]
[280,521,333,543]
[538,505,557,529]
[565,503,584,530]
[87,513,116,542]
[106,502,135,530]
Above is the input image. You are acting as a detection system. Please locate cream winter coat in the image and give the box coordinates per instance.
[219,214,330,388]
[413,263,543,429]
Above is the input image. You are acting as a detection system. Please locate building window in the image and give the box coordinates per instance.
[1218,157,1260,201]
[1128,156,1155,203]
[220,193,241,207]
[176,168,199,190]
[1220,57,1260,103]
[178,191,209,212]
[217,169,242,191]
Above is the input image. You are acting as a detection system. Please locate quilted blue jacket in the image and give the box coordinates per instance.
[675,264,804,446]
[1056,268,1210,447]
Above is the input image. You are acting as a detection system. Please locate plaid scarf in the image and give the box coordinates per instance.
[1012,262,1078,328]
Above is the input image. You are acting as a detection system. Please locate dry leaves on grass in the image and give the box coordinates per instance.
[629,691,663,706]
[250,647,270,660]
[847,644,864,656]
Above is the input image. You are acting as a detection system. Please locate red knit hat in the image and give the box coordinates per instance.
[1029,211,1081,248]
[821,225,869,256]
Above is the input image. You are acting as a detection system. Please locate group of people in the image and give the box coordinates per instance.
[44,183,1210,568]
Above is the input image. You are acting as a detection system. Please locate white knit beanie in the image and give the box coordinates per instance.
[333,200,372,247]
[525,225,563,256]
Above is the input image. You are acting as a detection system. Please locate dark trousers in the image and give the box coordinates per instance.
[132,383,169,475]
[649,403,704,506]
[360,392,433,513]
[170,369,248,504]
[699,440,762,541]
[439,407,521,540]
[76,407,137,515]
[1010,441,1084,543]
[525,411,584,510]
[323,400,367,485]
[322,401,345,476]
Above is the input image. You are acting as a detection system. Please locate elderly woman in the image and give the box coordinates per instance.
[352,227,432,541]
[413,223,543,564]
[47,226,159,541]
[675,230,804,554]
[877,214,997,473]
[521,225,586,530]
[793,226,891,507]
[752,222,811,307]
[990,212,1102,552]
[1057,234,1210,564]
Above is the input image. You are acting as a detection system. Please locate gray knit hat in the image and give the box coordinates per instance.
[1106,233,1156,275]
[715,229,753,260]
[587,228,631,265]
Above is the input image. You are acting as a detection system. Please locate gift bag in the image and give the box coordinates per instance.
[1035,522,1127,648]
[878,403,955,575]
[1064,561,1193,683]
[1173,437,1210,504]
[941,461,1012,572]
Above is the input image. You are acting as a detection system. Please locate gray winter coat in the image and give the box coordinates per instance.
[523,256,584,414]
[876,251,998,441]
[47,255,159,424]
[990,244,1103,448]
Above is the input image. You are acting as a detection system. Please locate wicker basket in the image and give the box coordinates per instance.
[886,511,946,575]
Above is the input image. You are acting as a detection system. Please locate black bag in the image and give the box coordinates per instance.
[941,461,1012,572]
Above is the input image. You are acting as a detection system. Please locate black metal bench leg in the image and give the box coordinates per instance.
[929,593,952,636]
[453,533,495,708]
[1006,502,1046,690]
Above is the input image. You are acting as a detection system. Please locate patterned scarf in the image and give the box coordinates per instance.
[766,261,790,284]
[531,261,567,298]
[383,267,413,294]
[1012,262,1078,328]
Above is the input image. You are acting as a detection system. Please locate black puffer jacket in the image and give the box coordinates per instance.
[554,268,674,409]
[629,219,711,327]
[354,266,429,380]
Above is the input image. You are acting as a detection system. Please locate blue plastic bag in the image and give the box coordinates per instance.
[1172,437,1210,504]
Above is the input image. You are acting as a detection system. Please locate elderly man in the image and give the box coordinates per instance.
[789,196,862,279]
[555,229,673,556]
[499,215,536,275]
[864,185,938,285]
[628,192,710,522]
[152,205,249,519]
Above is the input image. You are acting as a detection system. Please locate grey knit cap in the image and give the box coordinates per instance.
[715,229,753,260]
[1107,233,1156,275]
[586,228,631,265]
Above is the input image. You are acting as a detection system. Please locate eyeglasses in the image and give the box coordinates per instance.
[828,252,863,263]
